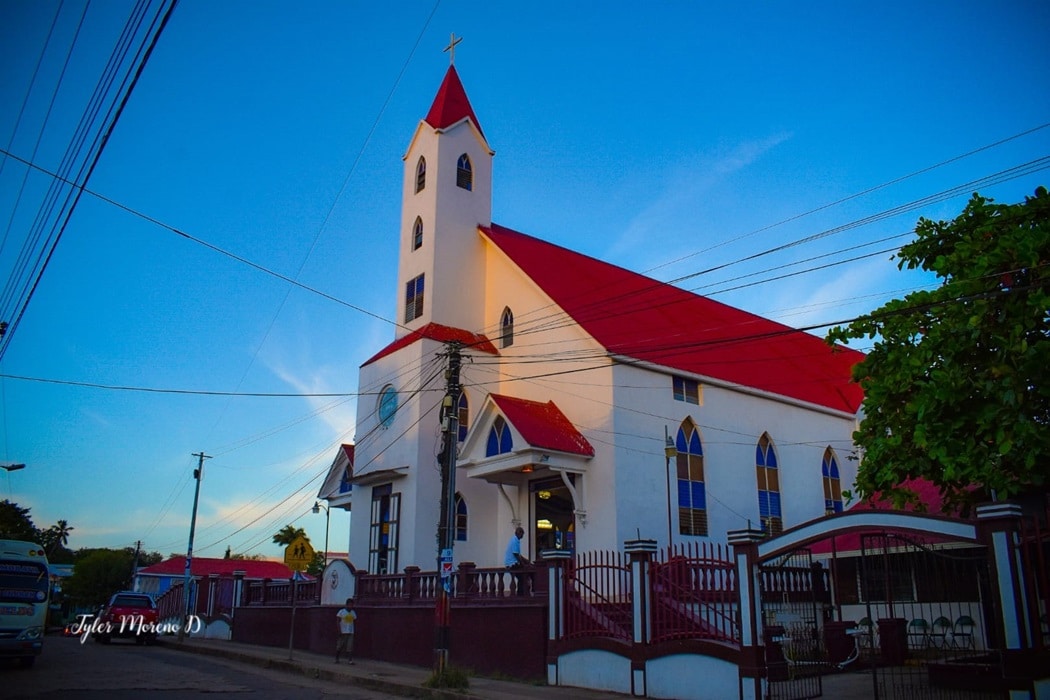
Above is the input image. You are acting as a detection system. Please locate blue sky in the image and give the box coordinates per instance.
[1,0,1047,561]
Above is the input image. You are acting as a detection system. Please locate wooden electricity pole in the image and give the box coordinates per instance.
[434,342,462,674]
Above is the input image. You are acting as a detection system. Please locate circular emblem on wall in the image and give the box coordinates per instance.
[330,570,339,590]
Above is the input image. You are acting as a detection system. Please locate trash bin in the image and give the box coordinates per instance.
[824,620,856,667]
[878,618,907,665]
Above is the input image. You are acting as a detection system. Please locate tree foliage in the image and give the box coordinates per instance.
[0,500,38,541]
[827,188,1050,511]
[272,525,307,547]
[64,549,135,607]
[0,500,75,562]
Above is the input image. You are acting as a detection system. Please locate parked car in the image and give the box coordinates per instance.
[93,592,158,645]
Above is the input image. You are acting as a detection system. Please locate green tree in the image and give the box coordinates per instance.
[64,549,135,607]
[0,500,38,541]
[40,519,75,558]
[827,188,1050,511]
[221,545,266,561]
[306,551,326,577]
[272,525,307,547]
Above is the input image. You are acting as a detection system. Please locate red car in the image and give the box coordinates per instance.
[93,592,158,645]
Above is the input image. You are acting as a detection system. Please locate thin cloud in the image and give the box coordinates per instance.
[608,133,794,263]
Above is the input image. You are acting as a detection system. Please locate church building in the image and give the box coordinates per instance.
[333,63,865,575]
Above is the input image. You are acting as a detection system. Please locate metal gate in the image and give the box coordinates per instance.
[858,532,998,700]
[761,547,828,700]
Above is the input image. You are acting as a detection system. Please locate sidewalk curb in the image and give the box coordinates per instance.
[156,639,473,699]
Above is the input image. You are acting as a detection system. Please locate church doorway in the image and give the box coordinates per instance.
[530,476,575,556]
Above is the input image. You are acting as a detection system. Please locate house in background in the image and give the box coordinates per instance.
[325,63,865,576]
[133,556,296,596]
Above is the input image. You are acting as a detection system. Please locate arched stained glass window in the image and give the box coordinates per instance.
[415,156,426,193]
[756,433,782,536]
[412,217,423,250]
[457,392,469,442]
[456,154,473,191]
[822,447,843,514]
[454,492,467,541]
[676,419,707,536]
[500,307,514,348]
[486,415,512,457]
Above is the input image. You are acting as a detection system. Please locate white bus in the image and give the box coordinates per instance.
[0,540,49,667]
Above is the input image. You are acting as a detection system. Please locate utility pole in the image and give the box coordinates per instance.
[434,342,462,674]
[179,451,210,642]
[131,540,142,588]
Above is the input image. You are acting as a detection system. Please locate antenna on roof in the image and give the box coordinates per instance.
[443,32,462,65]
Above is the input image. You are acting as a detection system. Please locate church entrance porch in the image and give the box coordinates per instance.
[531,476,575,556]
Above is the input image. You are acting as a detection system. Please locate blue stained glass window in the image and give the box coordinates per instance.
[675,420,707,536]
[822,447,843,514]
[486,416,512,457]
[756,433,782,535]
[378,386,398,428]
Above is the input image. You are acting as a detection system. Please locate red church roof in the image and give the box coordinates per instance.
[137,556,297,580]
[491,394,595,457]
[424,65,485,139]
[481,224,864,414]
[362,322,498,367]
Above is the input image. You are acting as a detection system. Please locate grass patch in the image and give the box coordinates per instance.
[423,665,471,690]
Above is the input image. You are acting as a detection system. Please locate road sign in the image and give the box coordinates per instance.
[283,536,315,572]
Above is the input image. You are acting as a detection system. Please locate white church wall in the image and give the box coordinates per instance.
[608,363,859,548]
[351,337,445,572]
[479,244,622,555]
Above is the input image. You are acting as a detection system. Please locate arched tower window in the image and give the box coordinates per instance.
[412,217,423,250]
[756,433,782,536]
[457,392,469,442]
[456,154,473,191]
[822,447,843,514]
[415,156,426,193]
[500,307,514,348]
[676,419,707,536]
[454,492,467,541]
[486,415,512,457]
[404,274,424,322]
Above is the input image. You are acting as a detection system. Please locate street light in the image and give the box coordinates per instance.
[664,428,678,547]
[1,463,25,472]
[312,501,330,569]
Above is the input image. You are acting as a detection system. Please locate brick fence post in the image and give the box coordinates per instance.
[625,538,658,697]
[729,528,767,700]
[541,548,572,687]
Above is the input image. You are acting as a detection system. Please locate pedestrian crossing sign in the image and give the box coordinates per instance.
[284,536,315,572]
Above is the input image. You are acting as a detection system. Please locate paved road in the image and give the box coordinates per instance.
[1,634,400,699]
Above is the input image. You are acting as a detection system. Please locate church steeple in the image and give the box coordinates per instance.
[393,61,493,339]
[424,65,486,140]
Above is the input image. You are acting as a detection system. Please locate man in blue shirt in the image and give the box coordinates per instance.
[504,526,529,595]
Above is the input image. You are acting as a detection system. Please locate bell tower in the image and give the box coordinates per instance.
[394,55,493,339]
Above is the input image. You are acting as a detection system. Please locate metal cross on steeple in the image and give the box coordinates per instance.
[443,32,462,65]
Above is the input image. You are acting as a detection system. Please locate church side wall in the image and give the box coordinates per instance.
[611,362,859,547]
